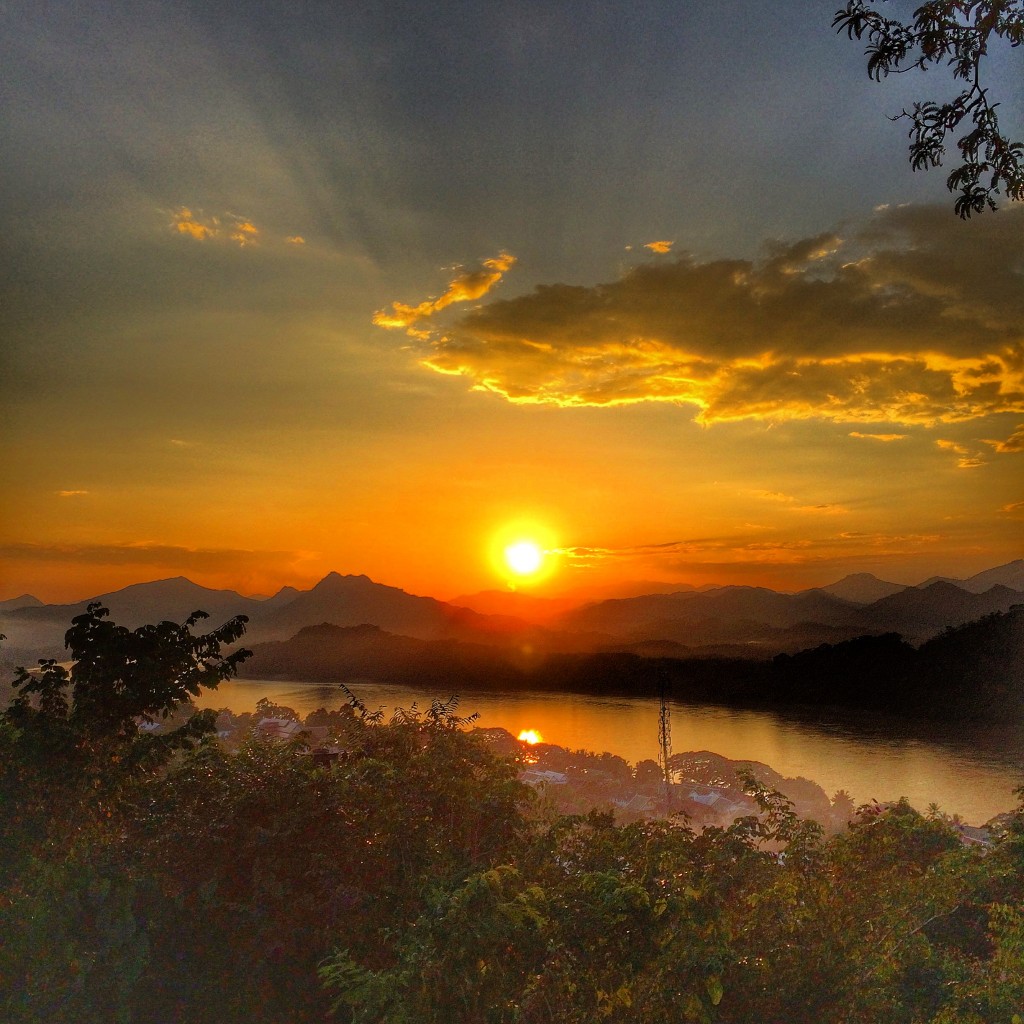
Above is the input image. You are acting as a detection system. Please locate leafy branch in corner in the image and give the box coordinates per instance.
[834,0,1024,215]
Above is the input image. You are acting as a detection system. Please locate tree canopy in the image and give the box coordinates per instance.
[834,0,1024,215]
[4,607,1024,1022]
[4,602,250,773]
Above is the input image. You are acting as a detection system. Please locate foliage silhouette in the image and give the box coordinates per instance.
[834,0,1024,215]
[5,602,250,774]
[5,607,1024,1021]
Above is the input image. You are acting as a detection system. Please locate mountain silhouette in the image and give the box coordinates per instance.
[258,585,303,609]
[6,576,260,627]
[3,559,1021,664]
[0,594,43,613]
[243,621,525,688]
[447,589,576,623]
[556,585,863,646]
[920,559,1024,594]
[249,572,548,646]
[858,581,1024,640]
[0,577,260,658]
[810,573,907,604]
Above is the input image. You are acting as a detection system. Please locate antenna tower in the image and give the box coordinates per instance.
[658,671,672,812]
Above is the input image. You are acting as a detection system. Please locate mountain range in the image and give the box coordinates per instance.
[1,560,1022,670]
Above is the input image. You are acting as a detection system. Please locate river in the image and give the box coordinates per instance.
[197,678,1024,825]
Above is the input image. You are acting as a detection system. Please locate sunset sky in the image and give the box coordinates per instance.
[2,0,1022,603]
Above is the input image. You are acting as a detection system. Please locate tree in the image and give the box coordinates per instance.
[3,602,251,776]
[834,1,1024,216]
[0,605,252,1023]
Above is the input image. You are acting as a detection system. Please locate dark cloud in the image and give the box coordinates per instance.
[396,205,1024,434]
[986,423,1024,453]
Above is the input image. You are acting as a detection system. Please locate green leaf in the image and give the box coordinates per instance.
[707,974,724,1006]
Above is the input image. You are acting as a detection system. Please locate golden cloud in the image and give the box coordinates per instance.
[644,240,674,254]
[936,439,987,469]
[230,220,259,246]
[550,528,949,579]
[56,490,89,498]
[172,207,217,240]
[393,206,1024,439]
[169,207,303,249]
[849,431,906,442]
[373,253,517,334]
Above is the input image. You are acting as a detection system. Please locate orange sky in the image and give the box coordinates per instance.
[2,4,1021,604]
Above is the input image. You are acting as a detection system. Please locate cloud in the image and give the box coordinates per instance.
[644,240,673,254]
[984,423,1024,453]
[172,207,219,241]
[56,490,89,498]
[553,539,695,566]
[0,541,298,572]
[229,220,259,246]
[752,490,797,504]
[169,207,297,248]
[1001,501,1024,514]
[559,528,944,576]
[748,491,846,513]
[849,431,906,442]
[936,439,987,469]
[373,253,517,336]
[394,205,1024,438]
[793,504,848,515]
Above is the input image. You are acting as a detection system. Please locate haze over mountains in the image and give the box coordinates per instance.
[1,561,1021,670]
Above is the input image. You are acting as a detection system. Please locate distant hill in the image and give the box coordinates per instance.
[912,604,1024,716]
[3,558,1020,666]
[0,577,260,659]
[0,594,43,613]
[770,606,1024,719]
[558,579,697,601]
[556,585,865,647]
[920,559,1024,594]
[6,576,260,627]
[447,589,576,623]
[243,622,526,689]
[858,581,1023,641]
[247,572,554,648]
[555,590,701,636]
[249,572,444,640]
[810,573,907,604]
[241,622,765,701]
[552,573,1023,650]
[243,605,1024,722]
[257,585,303,609]
[0,572,607,663]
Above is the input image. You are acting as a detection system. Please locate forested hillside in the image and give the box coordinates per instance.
[241,606,1024,722]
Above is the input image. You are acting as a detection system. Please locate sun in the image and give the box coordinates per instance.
[488,519,559,586]
[505,540,543,577]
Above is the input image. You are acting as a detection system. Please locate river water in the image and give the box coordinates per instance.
[197,678,1024,825]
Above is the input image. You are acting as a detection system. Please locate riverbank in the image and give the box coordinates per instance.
[195,689,1022,831]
